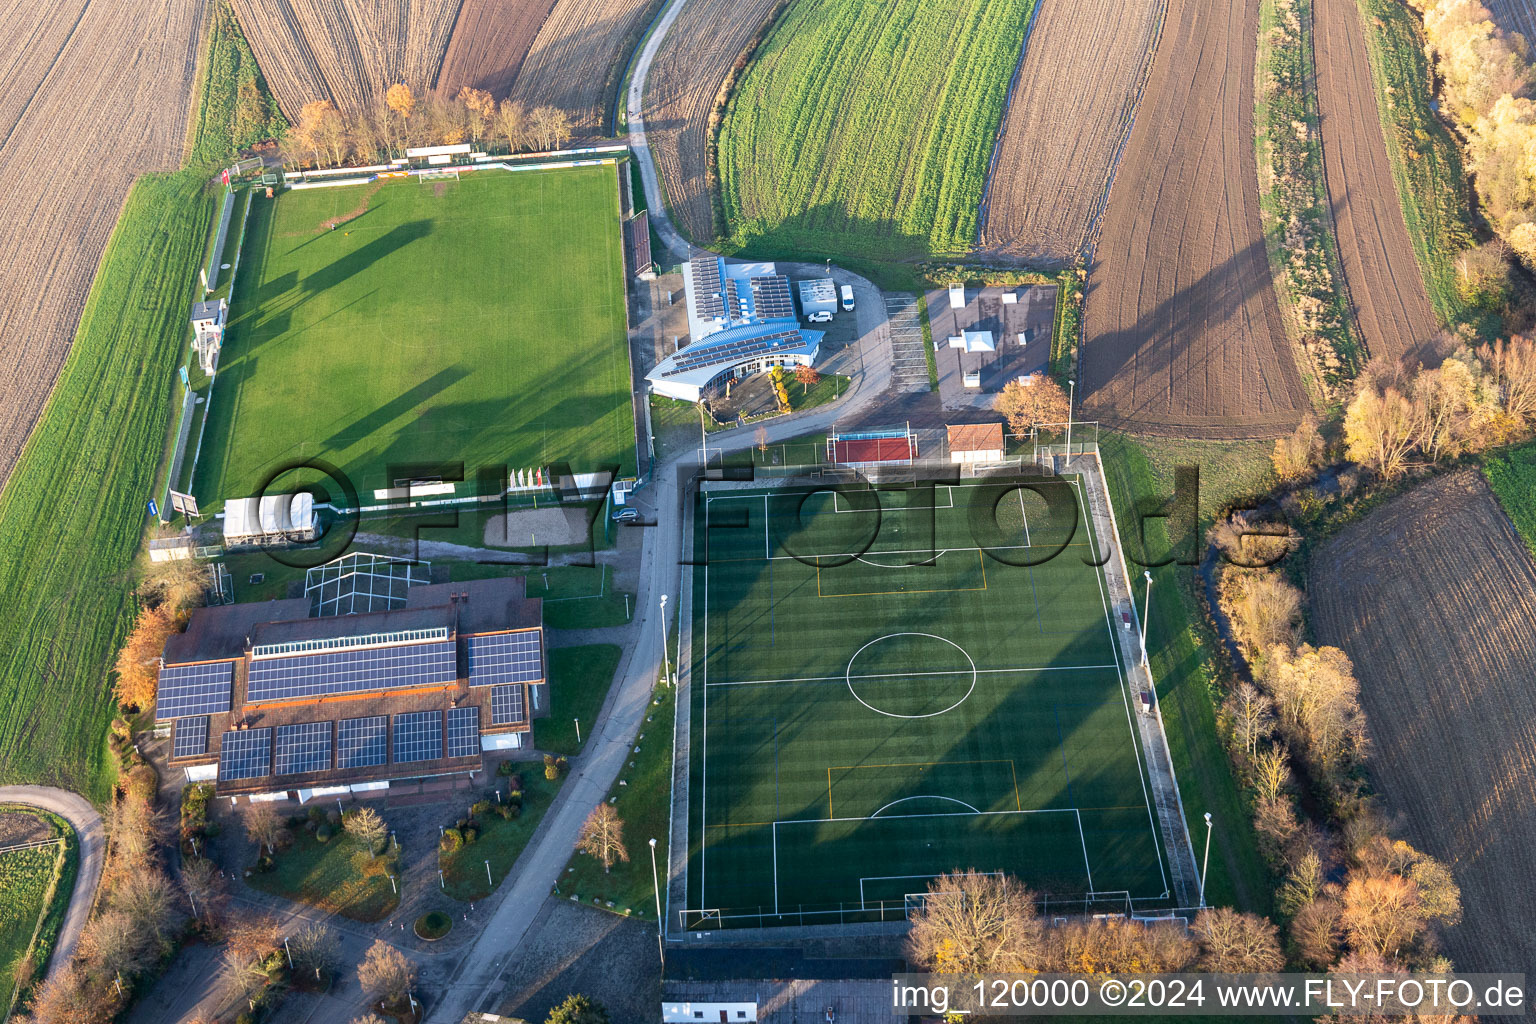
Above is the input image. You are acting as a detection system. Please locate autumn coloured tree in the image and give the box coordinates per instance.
[113,604,179,710]
[794,362,820,394]
[993,374,1070,437]
[905,870,1044,974]
[575,803,629,873]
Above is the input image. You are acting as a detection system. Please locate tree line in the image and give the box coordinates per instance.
[286,84,576,170]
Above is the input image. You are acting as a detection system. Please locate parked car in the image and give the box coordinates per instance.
[840,284,855,311]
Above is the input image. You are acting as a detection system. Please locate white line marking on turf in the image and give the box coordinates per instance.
[870,795,980,817]
[846,633,976,718]
[1075,808,1094,893]
[777,808,1078,825]
[1018,485,1032,546]
[772,821,779,915]
[704,664,1119,687]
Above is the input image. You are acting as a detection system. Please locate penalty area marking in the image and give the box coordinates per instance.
[846,632,976,718]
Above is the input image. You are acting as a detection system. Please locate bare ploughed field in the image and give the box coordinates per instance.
[643,0,783,241]
[1314,0,1437,362]
[1484,0,1536,43]
[231,0,460,115]
[0,0,206,488]
[1311,471,1536,975]
[979,0,1164,265]
[435,0,560,100]
[509,0,661,135]
[1080,0,1310,437]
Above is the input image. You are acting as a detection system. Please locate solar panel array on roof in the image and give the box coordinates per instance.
[490,684,525,726]
[447,706,480,758]
[219,728,272,780]
[337,716,388,769]
[393,711,442,763]
[725,277,744,320]
[275,721,332,775]
[466,632,543,686]
[173,716,210,758]
[663,329,806,377]
[247,640,456,703]
[750,275,795,320]
[691,250,725,319]
[155,661,235,720]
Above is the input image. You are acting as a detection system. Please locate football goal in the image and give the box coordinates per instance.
[419,168,461,184]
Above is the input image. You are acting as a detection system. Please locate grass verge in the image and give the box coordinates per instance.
[185,1,286,168]
[1482,440,1536,556]
[916,293,940,391]
[535,645,625,755]
[557,684,671,917]
[1352,0,1475,324]
[247,832,400,922]
[441,773,561,901]
[0,170,216,801]
[1098,433,1278,913]
[1256,0,1359,390]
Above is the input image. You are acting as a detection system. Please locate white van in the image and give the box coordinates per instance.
[840,284,855,312]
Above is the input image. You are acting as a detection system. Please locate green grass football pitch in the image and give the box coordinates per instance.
[194,167,634,507]
[685,478,1172,926]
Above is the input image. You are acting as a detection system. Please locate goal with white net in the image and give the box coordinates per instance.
[418,168,460,184]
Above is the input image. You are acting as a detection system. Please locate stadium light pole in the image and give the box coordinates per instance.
[659,594,672,687]
[649,838,665,971]
[1199,812,1213,908]
[1140,570,1154,668]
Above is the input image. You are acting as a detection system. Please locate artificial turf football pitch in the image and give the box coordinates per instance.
[684,477,1173,927]
[194,166,633,508]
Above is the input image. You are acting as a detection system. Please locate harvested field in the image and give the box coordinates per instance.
[435,0,559,100]
[979,0,1163,265]
[1311,471,1536,974]
[230,0,459,116]
[509,0,662,135]
[0,0,207,490]
[1313,0,1438,361]
[1485,0,1536,43]
[1080,0,1311,437]
[642,0,783,242]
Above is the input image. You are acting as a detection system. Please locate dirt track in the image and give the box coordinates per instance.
[435,0,559,99]
[1314,0,1438,362]
[1080,0,1311,438]
[231,0,460,116]
[979,0,1164,265]
[0,0,206,489]
[509,0,659,135]
[642,0,782,242]
[1310,471,1536,975]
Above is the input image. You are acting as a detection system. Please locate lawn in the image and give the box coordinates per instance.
[0,170,216,801]
[247,831,400,922]
[440,773,561,901]
[1483,440,1536,557]
[193,166,634,508]
[560,682,673,918]
[687,480,1171,927]
[534,645,624,755]
[717,0,1035,262]
[1096,433,1277,914]
[0,810,75,1018]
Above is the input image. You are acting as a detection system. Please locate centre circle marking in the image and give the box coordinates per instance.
[845,632,976,719]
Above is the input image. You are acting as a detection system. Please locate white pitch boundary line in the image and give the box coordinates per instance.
[1075,808,1094,893]
[704,664,1120,688]
[1018,485,1032,547]
[832,485,955,513]
[702,495,709,912]
[1070,474,1170,896]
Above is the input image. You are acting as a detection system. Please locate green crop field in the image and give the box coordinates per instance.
[717,0,1034,262]
[685,479,1171,927]
[193,166,634,508]
[1484,441,1536,557]
[0,819,73,1017]
[0,171,216,801]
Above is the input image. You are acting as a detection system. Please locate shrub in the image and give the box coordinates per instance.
[471,800,491,816]
[508,790,523,807]
[496,760,515,776]
[123,762,159,802]
[463,827,478,844]
[316,825,332,842]
[441,827,463,852]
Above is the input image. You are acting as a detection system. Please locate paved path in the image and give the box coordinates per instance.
[626,0,694,261]
[0,786,104,981]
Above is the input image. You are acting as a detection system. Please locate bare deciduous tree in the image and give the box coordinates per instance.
[180,857,227,922]
[575,804,629,873]
[1223,681,1274,757]
[1341,873,1426,959]
[905,870,1045,974]
[1191,908,1284,971]
[110,867,178,943]
[289,922,340,977]
[358,940,416,1004]
[244,801,283,855]
[343,806,388,855]
[79,908,156,976]
[496,98,528,153]
[1271,414,1324,479]
[24,961,115,1024]
[1048,917,1196,972]
[1290,896,1344,968]
[1252,744,1291,804]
